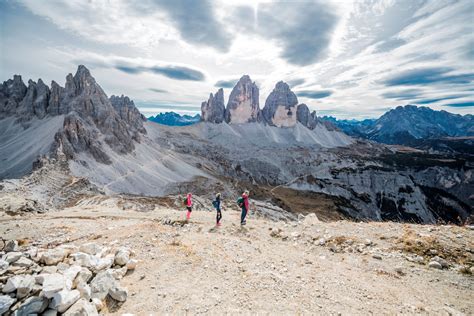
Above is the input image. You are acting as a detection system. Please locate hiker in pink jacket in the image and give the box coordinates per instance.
[241,190,249,225]
[185,193,193,220]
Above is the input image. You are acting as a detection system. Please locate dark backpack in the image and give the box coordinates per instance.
[183,197,188,205]
[236,197,244,207]
[212,200,218,209]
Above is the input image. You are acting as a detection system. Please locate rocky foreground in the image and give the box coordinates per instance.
[1,195,473,315]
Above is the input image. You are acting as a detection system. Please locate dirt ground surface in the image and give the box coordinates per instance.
[1,196,473,315]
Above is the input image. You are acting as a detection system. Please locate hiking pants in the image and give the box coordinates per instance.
[241,207,247,223]
[216,210,222,223]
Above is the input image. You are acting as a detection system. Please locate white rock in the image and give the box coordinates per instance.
[12,256,34,268]
[126,259,138,270]
[108,285,128,302]
[42,248,68,265]
[79,243,103,256]
[431,256,449,269]
[50,289,80,313]
[26,247,38,259]
[63,298,98,316]
[42,273,70,298]
[0,260,9,270]
[0,295,15,314]
[3,252,22,264]
[90,270,117,300]
[91,298,104,311]
[428,261,443,269]
[114,248,130,266]
[2,275,35,298]
[76,282,92,300]
[57,262,70,273]
[63,265,82,282]
[93,257,114,272]
[303,213,319,226]
[70,252,95,268]
[109,267,128,280]
[74,267,93,286]
[42,266,58,274]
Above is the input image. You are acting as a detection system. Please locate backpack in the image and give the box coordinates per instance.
[183,197,188,205]
[236,197,244,207]
[212,200,218,209]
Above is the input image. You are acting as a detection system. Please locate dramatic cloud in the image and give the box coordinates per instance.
[150,0,231,52]
[414,95,465,105]
[287,79,306,88]
[297,90,333,99]
[443,102,474,108]
[215,79,239,88]
[256,2,339,66]
[383,67,474,86]
[381,89,422,101]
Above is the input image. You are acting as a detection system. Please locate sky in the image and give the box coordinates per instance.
[0,0,473,119]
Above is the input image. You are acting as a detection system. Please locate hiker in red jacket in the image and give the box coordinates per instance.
[241,190,249,225]
[185,193,193,221]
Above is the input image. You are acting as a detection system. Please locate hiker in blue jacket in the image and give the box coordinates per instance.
[213,193,222,226]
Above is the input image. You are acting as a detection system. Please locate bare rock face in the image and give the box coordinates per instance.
[201,88,225,123]
[225,75,259,124]
[0,75,28,117]
[296,103,318,129]
[109,94,147,140]
[262,81,298,127]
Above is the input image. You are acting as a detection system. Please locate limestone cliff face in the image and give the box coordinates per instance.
[261,81,298,127]
[296,103,318,129]
[201,88,225,123]
[0,65,147,164]
[225,75,259,124]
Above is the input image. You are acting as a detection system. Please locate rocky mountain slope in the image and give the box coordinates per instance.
[147,112,200,126]
[1,198,473,314]
[322,105,474,146]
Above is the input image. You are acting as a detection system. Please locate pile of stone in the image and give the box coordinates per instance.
[0,239,137,315]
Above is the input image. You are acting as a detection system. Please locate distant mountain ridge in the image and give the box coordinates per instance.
[321,105,474,145]
[148,112,200,126]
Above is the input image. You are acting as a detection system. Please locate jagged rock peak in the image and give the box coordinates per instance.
[225,75,259,124]
[201,88,225,123]
[262,81,298,127]
[109,94,147,133]
[296,103,318,130]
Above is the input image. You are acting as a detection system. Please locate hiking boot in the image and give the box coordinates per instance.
[240,221,246,226]
[216,222,222,226]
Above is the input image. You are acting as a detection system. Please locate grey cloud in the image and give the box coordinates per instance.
[443,101,474,108]
[115,64,205,81]
[383,67,474,86]
[256,2,338,66]
[374,38,406,53]
[215,79,239,88]
[381,89,422,100]
[149,88,167,93]
[150,0,232,52]
[287,79,306,88]
[297,90,332,99]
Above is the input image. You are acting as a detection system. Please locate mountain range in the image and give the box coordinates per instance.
[148,112,201,126]
[0,66,472,225]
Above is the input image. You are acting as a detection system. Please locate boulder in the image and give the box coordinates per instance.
[70,252,113,272]
[74,267,93,286]
[225,75,259,124]
[90,270,117,300]
[110,267,128,280]
[63,298,98,316]
[79,243,103,256]
[91,298,104,311]
[108,285,128,302]
[12,256,34,268]
[76,282,92,300]
[50,289,81,313]
[42,273,70,298]
[3,252,22,264]
[428,261,443,269]
[2,275,35,298]
[261,81,298,127]
[431,256,449,269]
[201,88,225,123]
[0,260,9,270]
[114,248,130,266]
[0,295,15,314]
[42,248,68,265]
[63,265,82,282]
[15,296,49,315]
[43,309,59,316]
[42,266,58,274]
[4,240,18,253]
[126,259,138,270]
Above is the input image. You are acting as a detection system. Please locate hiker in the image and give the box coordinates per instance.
[184,192,193,220]
[238,190,250,226]
[213,192,222,226]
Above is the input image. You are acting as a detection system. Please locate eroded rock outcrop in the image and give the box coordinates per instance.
[261,81,298,127]
[225,75,259,124]
[296,103,318,129]
[201,88,225,123]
